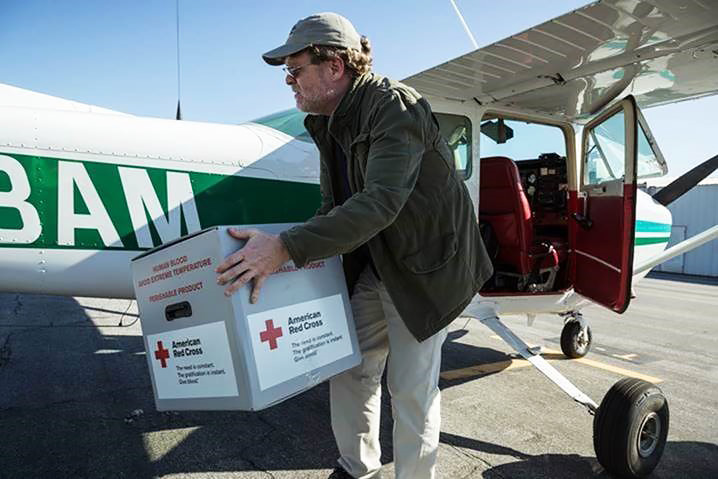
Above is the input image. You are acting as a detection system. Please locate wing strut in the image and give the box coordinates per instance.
[651,154,718,206]
[463,302,598,413]
[633,224,718,276]
[448,0,478,49]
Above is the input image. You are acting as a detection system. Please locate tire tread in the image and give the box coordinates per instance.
[593,378,668,478]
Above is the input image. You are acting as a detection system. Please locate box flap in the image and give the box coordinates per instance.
[131,226,219,262]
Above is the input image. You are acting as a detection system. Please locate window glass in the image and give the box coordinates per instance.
[636,122,664,178]
[479,118,565,161]
[251,108,313,143]
[434,113,472,179]
[584,111,625,185]
[253,109,483,184]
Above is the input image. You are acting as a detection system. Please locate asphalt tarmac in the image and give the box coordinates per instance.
[1,272,716,478]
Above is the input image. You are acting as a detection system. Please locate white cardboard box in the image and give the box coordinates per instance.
[131,224,360,411]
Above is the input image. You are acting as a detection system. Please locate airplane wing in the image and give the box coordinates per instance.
[403,0,718,123]
[0,83,130,116]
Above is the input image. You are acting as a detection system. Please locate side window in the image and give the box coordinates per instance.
[434,113,472,179]
[584,110,626,185]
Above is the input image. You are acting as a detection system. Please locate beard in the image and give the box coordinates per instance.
[294,79,338,115]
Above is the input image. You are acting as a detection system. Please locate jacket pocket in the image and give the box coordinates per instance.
[402,232,457,274]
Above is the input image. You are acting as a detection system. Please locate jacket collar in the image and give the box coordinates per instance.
[329,72,372,128]
[304,72,373,137]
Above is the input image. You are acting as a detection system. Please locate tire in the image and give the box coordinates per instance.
[593,378,669,478]
[560,320,592,358]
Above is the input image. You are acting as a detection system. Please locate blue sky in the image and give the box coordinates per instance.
[1,0,716,178]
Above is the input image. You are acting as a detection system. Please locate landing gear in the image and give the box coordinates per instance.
[465,303,669,479]
[593,378,669,478]
[560,314,592,358]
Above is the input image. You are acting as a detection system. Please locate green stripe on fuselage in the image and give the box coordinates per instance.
[2,152,677,252]
[0,153,321,250]
[635,236,670,246]
[634,220,670,246]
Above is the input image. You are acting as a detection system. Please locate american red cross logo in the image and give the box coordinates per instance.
[259,319,283,350]
[154,340,170,368]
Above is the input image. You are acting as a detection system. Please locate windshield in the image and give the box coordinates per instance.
[479,117,566,160]
[251,108,313,143]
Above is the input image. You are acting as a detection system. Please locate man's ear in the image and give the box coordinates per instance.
[328,56,346,80]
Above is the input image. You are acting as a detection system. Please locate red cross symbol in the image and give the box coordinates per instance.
[259,319,283,350]
[154,340,170,368]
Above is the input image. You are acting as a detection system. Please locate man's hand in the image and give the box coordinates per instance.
[216,228,291,303]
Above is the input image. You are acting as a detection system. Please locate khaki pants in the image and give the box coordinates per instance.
[331,268,448,479]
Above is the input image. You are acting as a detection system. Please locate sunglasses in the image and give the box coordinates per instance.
[282,61,314,79]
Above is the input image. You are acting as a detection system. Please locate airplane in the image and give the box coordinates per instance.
[1,0,717,477]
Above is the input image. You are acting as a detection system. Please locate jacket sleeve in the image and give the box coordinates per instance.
[281,92,427,267]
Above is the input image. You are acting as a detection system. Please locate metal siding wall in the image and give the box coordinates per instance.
[666,184,718,277]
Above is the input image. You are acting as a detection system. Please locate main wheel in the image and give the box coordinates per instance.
[560,320,592,358]
[593,378,669,478]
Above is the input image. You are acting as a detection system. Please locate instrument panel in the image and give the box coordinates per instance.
[517,153,568,224]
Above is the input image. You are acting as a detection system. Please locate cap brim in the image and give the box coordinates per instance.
[262,42,310,66]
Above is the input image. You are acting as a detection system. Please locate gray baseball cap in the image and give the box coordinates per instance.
[262,13,362,66]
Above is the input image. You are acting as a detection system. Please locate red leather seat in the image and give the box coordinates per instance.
[479,156,534,275]
[479,156,562,287]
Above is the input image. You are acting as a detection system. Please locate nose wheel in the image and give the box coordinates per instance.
[594,378,669,478]
[560,316,592,358]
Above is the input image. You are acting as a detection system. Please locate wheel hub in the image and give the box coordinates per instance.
[637,411,661,457]
[576,328,589,348]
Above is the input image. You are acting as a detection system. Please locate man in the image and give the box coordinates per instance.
[216,13,492,479]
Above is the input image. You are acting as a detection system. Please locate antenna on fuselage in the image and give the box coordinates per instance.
[175,0,182,120]
[448,0,479,49]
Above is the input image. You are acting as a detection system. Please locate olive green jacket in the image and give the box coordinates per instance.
[280,72,493,342]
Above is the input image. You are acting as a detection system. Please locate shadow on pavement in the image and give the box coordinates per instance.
[0,293,377,478]
[0,296,514,478]
[646,271,718,286]
[439,328,513,385]
[440,431,608,479]
[0,301,570,478]
[440,431,718,478]
[6,295,712,478]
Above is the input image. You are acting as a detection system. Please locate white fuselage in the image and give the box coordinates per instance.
[0,102,672,315]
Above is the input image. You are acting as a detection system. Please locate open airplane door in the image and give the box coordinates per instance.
[571,96,638,313]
